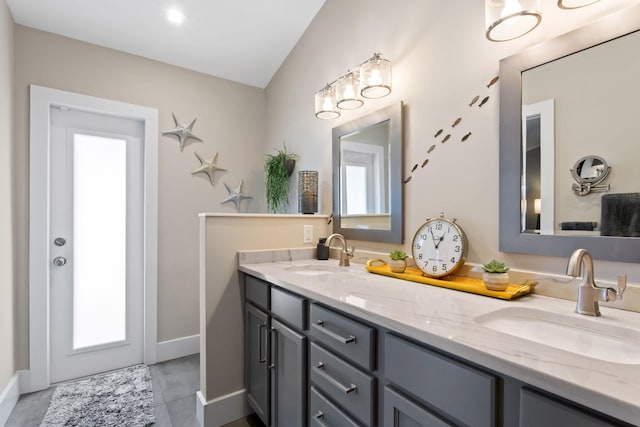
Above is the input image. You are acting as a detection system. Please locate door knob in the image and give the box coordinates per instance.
[53,256,67,266]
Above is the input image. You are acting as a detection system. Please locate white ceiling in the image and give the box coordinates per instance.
[6,0,325,88]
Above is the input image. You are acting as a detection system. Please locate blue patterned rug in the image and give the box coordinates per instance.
[40,365,155,427]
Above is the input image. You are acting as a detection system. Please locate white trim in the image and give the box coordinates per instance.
[196,389,251,427]
[28,85,158,392]
[0,371,29,426]
[156,334,199,363]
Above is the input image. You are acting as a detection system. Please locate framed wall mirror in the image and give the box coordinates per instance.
[332,102,403,243]
[499,5,640,262]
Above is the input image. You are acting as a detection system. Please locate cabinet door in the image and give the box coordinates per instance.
[271,318,307,427]
[384,387,453,427]
[245,303,270,426]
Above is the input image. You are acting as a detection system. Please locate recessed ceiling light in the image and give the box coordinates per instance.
[167,9,184,25]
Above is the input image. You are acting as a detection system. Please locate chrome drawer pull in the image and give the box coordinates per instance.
[313,411,328,427]
[313,364,358,395]
[314,320,357,344]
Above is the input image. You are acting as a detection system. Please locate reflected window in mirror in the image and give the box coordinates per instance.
[499,5,640,262]
[332,102,403,243]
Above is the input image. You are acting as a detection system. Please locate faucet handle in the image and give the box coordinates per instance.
[617,274,627,300]
[346,246,355,257]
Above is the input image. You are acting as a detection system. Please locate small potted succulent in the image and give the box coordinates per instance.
[481,259,510,291]
[389,250,409,273]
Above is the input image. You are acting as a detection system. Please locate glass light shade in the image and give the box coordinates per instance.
[336,71,364,110]
[558,0,599,9]
[359,53,392,99]
[298,170,318,214]
[315,84,340,120]
[485,0,542,42]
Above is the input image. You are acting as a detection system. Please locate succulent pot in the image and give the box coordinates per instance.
[483,272,510,291]
[389,259,407,273]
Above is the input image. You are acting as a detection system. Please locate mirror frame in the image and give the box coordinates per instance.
[499,5,640,263]
[332,102,403,243]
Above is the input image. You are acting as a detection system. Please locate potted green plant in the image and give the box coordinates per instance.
[389,250,409,273]
[265,142,298,213]
[481,259,510,291]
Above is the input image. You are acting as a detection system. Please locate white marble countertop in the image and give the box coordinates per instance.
[239,258,640,425]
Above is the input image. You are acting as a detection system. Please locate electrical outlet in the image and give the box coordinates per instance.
[303,225,313,243]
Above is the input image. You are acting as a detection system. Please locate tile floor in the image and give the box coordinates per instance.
[5,354,263,427]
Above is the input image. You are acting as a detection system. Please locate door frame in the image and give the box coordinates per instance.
[28,85,159,392]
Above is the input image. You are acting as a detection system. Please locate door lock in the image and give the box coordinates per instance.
[54,237,66,247]
[53,256,67,267]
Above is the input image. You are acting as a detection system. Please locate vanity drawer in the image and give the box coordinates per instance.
[519,387,620,427]
[310,342,375,426]
[271,286,307,330]
[385,333,497,427]
[384,386,453,427]
[309,303,375,370]
[309,386,361,427]
[245,275,269,310]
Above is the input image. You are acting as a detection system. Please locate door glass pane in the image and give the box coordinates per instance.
[73,133,127,350]
[345,165,367,214]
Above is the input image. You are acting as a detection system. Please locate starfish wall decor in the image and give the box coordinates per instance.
[162,112,203,152]
[221,180,253,212]
[191,151,227,186]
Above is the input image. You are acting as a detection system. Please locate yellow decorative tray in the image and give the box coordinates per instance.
[366,259,537,300]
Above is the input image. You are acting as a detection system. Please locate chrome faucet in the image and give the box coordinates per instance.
[566,248,626,316]
[325,233,355,267]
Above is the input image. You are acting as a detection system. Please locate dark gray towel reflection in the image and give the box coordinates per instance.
[600,193,640,237]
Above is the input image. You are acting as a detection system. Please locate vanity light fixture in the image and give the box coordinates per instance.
[558,0,600,9]
[485,0,542,42]
[336,71,364,110]
[315,53,392,119]
[315,84,340,120]
[360,53,392,99]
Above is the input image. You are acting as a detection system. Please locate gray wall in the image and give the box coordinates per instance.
[12,25,267,370]
[0,0,15,393]
[266,0,640,282]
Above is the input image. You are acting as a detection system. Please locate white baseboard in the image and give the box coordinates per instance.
[156,334,199,363]
[196,389,251,427]
[0,370,28,427]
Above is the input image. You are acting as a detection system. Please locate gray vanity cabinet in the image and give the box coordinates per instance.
[245,303,270,425]
[270,318,307,427]
[244,275,308,427]
[243,272,632,427]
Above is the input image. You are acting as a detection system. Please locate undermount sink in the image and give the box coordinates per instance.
[285,263,365,279]
[475,307,640,365]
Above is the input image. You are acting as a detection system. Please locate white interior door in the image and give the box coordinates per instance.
[49,107,145,383]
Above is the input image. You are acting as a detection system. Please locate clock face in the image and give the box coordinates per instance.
[411,217,467,278]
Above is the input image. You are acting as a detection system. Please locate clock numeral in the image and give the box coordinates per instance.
[453,235,459,242]
[454,246,461,253]
[442,264,447,271]
[420,234,428,240]
[415,243,422,250]
[451,257,456,263]
[436,223,443,231]
[423,261,428,268]
[418,254,423,260]
[432,265,438,273]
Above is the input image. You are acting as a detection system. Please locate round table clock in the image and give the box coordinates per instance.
[411,213,468,278]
